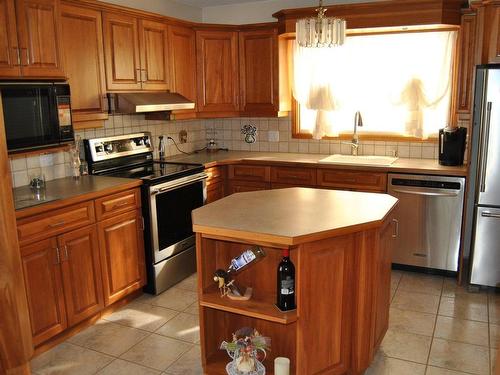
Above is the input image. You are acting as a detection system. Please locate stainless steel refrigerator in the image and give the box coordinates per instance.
[465,64,500,287]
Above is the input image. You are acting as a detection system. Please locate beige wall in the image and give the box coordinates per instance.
[100,0,202,21]
[202,0,378,25]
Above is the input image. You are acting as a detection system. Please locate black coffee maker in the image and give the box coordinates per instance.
[438,127,467,166]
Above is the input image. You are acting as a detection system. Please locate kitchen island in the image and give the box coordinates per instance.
[192,188,398,375]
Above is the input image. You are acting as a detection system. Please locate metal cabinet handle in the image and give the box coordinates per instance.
[392,219,399,238]
[49,221,66,228]
[62,245,69,261]
[54,247,61,264]
[479,102,493,192]
[481,211,500,219]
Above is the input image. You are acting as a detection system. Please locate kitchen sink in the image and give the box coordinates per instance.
[319,154,398,166]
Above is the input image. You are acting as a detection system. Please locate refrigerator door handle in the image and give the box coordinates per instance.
[481,211,500,219]
[479,102,493,192]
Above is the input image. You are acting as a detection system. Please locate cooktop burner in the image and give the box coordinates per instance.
[105,161,204,183]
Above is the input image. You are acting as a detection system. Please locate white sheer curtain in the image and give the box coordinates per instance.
[293,30,457,139]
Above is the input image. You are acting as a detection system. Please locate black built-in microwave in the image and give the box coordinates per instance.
[0,82,74,152]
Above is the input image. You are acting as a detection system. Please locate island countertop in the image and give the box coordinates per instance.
[192,187,398,246]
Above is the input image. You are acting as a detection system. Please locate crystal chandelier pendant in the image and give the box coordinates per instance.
[296,0,346,48]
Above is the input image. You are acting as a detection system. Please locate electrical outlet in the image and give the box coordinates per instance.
[268,130,279,142]
[179,130,188,144]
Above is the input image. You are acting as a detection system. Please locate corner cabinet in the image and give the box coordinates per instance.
[0,0,65,78]
[17,187,145,347]
[102,12,169,91]
[239,28,279,116]
[196,29,240,115]
[60,4,108,127]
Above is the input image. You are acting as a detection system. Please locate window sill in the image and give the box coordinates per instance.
[292,133,439,143]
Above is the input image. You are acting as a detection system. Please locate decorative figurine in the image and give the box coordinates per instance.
[220,327,270,375]
[213,247,265,301]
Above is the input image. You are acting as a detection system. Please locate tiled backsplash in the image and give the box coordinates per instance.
[10,114,438,188]
[206,117,439,158]
[10,114,207,188]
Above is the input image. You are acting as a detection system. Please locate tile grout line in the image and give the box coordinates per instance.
[424,278,443,374]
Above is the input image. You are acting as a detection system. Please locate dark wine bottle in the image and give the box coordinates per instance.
[277,249,296,311]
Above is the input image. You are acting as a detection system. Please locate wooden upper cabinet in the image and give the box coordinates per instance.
[58,225,104,326]
[0,0,21,77]
[139,19,169,90]
[98,210,145,306]
[196,30,239,114]
[14,0,64,77]
[169,25,197,112]
[486,4,500,63]
[20,237,67,346]
[103,12,141,91]
[60,4,107,125]
[457,12,477,114]
[239,28,279,116]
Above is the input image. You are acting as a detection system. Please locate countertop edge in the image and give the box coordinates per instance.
[15,179,143,219]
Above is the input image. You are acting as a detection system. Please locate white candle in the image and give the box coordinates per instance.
[274,357,290,375]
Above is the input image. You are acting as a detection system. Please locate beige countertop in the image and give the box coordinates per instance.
[14,176,142,218]
[192,187,398,246]
[168,151,468,176]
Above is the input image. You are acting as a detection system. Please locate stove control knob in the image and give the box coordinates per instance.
[104,143,113,152]
[144,137,151,147]
[95,144,104,153]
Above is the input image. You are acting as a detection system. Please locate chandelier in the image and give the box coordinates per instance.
[296,0,346,48]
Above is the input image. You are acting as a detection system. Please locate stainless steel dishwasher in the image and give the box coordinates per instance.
[388,174,466,272]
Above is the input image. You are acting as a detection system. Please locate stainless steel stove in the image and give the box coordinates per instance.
[84,133,207,294]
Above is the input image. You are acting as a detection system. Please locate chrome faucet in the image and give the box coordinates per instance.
[342,111,363,156]
[158,135,165,160]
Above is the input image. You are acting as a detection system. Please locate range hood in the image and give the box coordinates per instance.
[107,92,195,114]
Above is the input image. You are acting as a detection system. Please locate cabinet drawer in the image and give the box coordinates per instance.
[228,180,270,194]
[95,189,141,220]
[271,166,316,186]
[17,201,95,245]
[317,170,387,192]
[228,165,270,182]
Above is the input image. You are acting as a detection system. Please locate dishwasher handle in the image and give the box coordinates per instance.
[390,187,460,197]
[481,211,500,219]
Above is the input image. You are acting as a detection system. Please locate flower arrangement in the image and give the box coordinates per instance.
[220,327,271,375]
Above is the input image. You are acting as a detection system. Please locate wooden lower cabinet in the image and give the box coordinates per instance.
[206,181,225,203]
[228,180,270,194]
[98,210,145,306]
[317,169,387,192]
[20,238,67,346]
[58,225,104,326]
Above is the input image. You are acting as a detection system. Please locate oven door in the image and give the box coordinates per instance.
[149,172,207,264]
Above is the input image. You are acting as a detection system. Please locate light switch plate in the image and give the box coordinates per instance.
[268,130,279,142]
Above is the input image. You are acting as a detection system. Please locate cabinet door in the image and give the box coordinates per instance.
[139,19,169,90]
[196,30,239,114]
[456,12,477,113]
[20,237,67,346]
[0,0,21,77]
[239,28,278,116]
[103,12,141,91]
[97,210,145,306]
[61,4,107,125]
[14,0,64,77]
[373,217,396,348]
[169,25,197,113]
[486,5,500,63]
[59,225,104,326]
[228,180,270,194]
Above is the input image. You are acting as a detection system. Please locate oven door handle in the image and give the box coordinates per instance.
[150,172,208,195]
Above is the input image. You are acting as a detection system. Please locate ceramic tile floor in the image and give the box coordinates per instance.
[30,271,499,375]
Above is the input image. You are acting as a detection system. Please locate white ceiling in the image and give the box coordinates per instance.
[174,0,272,7]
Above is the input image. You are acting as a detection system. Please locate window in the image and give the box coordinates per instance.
[293,30,458,140]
